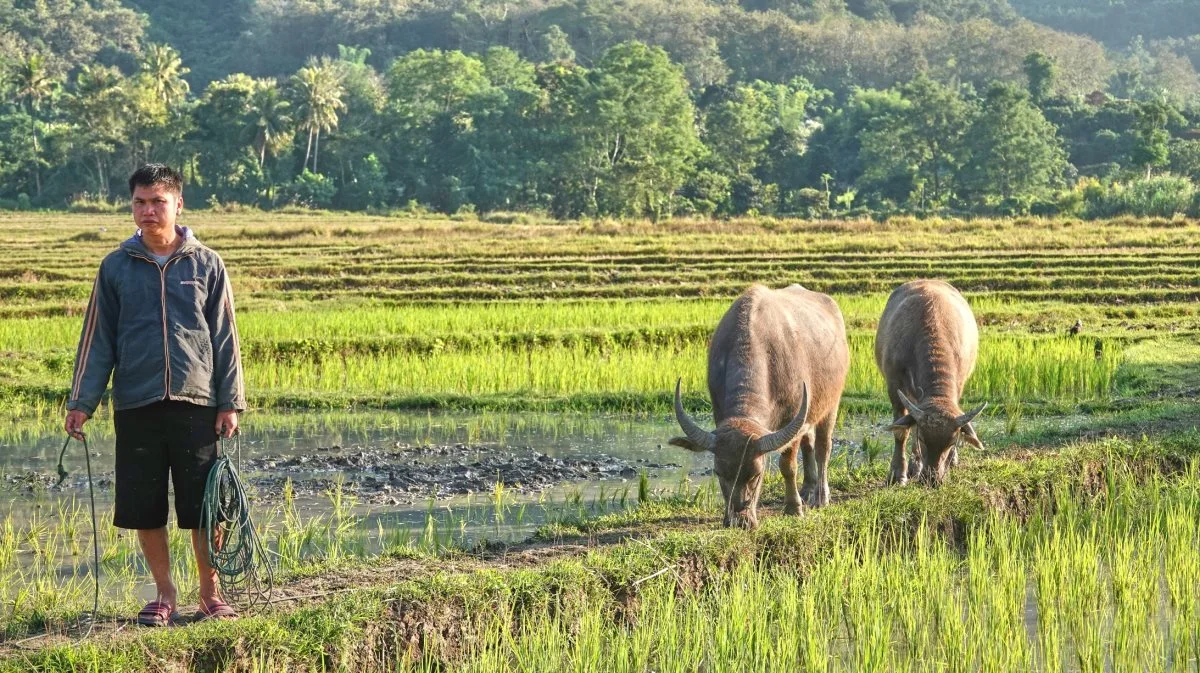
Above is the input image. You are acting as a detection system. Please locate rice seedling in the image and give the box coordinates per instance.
[1004,398,1024,435]
[387,467,1200,673]
[4,213,1200,670]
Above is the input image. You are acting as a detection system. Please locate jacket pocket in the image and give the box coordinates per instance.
[172,327,215,398]
[112,333,159,404]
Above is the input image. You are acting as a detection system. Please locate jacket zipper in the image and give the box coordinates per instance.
[129,250,191,401]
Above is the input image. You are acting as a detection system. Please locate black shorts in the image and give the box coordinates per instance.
[113,401,219,530]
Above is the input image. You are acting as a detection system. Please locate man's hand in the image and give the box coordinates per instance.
[64,410,90,441]
[215,410,239,439]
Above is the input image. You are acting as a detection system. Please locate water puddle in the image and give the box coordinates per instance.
[0,409,879,584]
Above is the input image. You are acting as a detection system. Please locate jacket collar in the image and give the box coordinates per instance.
[121,224,200,259]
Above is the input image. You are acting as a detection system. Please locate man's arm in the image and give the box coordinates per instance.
[206,257,246,429]
[64,264,119,436]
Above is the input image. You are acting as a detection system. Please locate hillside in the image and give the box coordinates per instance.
[3,0,1200,216]
[6,0,1200,92]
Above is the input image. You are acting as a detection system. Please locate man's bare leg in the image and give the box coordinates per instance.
[191,528,223,610]
[138,527,177,609]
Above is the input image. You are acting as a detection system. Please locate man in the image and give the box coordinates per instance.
[63,163,246,626]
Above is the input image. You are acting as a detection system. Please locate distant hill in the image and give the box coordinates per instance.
[1008,0,1200,48]
[122,0,253,87]
[95,0,1200,98]
[6,0,1197,97]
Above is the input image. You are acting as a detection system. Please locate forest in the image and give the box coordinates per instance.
[4,0,1200,218]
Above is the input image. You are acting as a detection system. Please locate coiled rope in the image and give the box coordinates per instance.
[201,435,274,607]
[50,431,271,642]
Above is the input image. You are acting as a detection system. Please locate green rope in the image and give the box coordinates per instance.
[55,434,99,639]
[201,435,274,607]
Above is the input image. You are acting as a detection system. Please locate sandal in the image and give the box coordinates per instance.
[136,600,177,627]
[198,598,239,621]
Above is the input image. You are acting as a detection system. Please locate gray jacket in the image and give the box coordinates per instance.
[66,226,246,415]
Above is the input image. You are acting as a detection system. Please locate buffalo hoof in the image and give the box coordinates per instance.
[906,460,923,480]
[887,470,908,486]
[804,485,830,508]
[724,513,758,530]
[783,501,804,516]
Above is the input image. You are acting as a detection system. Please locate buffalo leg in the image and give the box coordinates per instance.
[888,383,922,484]
[798,432,818,506]
[780,440,803,516]
[908,436,924,480]
[807,415,834,507]
[888,409,910,486]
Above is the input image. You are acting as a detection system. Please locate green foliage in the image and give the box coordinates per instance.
[282,169,337,209]
[1081,175,1197,218]
[0,0,143,77]
[802,87,908,194]
[548,43,702,218]
[1023,51,1056,104]
[1130,100,1173,177]
[699,84,774,178]
[290,60,346,174]
[124,0,252,87]
[1011,0,1200,47]
[1168,138,1200,181]
[3,0,1200,217]
[859,75,975,210]
[959,84,1067,211]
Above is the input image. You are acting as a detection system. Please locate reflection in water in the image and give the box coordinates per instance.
[0,410,890,617]
[0,409,892,555]
[2,411,710,533]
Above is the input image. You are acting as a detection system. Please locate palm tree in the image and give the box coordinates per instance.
[290,61,345,173]
[139,43,191,108]
[250,79,293,169]
[6,53,58,195]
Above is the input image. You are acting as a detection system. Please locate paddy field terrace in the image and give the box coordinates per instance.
[0,213,1197,671]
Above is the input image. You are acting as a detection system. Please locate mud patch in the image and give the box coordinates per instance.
[18,443,679,507]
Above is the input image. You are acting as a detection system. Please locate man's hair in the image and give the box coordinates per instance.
[128,163,184,196]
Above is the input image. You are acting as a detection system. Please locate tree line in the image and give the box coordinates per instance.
[5,1,1200,218]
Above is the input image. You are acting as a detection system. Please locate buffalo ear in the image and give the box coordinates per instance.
[888,415,918,433]
[669,437,710,453]
[960,423,985,450]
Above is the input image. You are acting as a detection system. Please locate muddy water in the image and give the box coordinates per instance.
[1,410,874,548]
[1,412,699,537]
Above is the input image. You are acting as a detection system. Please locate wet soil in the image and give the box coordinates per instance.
[5,443,681,506]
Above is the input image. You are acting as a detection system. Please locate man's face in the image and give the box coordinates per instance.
[131,184,182,235]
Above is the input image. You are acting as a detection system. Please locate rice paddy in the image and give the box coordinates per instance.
[0,476,661,639]
[0,212,1198,670]
[416,471,1200,673]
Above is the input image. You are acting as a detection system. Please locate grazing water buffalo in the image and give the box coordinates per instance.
[875,280,987,486]
[670,284,850,529]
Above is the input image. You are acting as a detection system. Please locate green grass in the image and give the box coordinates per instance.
[438,487,1199,673]
[3,213,1192,425]
[2,213,1199,668]
[0,477,641,639]
[3,214,1200,315]
[0,318,1125,427]
[4,435,1198,671]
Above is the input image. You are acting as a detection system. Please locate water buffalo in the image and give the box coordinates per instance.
[670,284,850,529]
[875,279,987,486]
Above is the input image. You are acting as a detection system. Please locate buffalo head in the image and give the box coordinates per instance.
[669,379,809,529]
[890,390,985,485]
